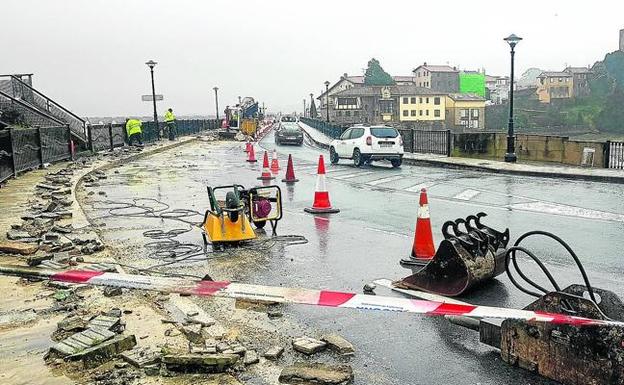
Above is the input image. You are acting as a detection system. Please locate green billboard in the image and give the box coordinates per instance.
[459,73,486,97]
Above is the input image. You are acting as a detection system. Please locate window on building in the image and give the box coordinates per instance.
[337,111,342,116]
[434,109,440,117]
[426,97,430,103]
[419,110,423,116]
[411,110,417,116]
[426,110,429,116]
[345,111,351,116]
[379,100,394,114]
[403,97,408,104]
[354,110,360,116]
[410,97,416,104]
[419,97,423,103]
[471,109,479,118]
[460,109,469,118]
[403,110,408,117]
[434,97,440,105]
[337,97,358,109]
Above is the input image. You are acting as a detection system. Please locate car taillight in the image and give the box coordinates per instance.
[399,136,403,146]
[366,136,372,145]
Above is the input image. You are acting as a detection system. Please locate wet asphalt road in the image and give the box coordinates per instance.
[83,131,624,385]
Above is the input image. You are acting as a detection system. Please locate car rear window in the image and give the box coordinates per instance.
[281,116,296,122]
[370,127,398,138]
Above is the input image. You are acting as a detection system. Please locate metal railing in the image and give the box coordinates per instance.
[299,117,344,139]
[0,89,66,128]
[0,118,219,184]
[4,75,88,142]
[606,141,624,169]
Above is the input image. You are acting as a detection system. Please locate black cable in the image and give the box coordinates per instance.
[88,198,308,277]
[504,230,597,304]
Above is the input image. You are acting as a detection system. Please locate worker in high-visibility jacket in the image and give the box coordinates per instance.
[125,118,143,146]
[164,108,177,141]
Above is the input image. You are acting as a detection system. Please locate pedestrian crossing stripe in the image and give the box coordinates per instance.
[332,171,375,180]
[366,175,404,186]
[453,189,481,201]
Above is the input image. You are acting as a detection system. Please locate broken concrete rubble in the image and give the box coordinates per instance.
[162,353,239,373]
[68,334,137,369]
[292,337,327,355]
[50,326,117,356]
[263,346,284,360]
[321,334,355,355]
[0,240,39,255]
[120,347,161,368]
[279,363,354,385]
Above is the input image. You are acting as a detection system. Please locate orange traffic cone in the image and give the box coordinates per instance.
[246,144,257,162]
[257,151,275,180]
[282,154,299,183]
[401,188,435,266]
[270,149,280,173]
[304,155,339,214]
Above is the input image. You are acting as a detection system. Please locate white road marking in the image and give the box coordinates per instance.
[453,189,481,201]
[364,227,410,238]
[333,171,375,180]
[366,175,405,186]
[509,201,624,222]
[405,182,434,192]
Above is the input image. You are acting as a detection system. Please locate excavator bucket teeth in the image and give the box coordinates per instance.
[399,213,509,297]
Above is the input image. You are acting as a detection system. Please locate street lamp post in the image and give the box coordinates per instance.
[145,60,159,139]
[303,98,306,118]
[213,87,219,121]
[324,81,330,122]
[309,93,314,118]
[503,34,522,163]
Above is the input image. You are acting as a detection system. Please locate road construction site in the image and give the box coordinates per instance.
[1,123,624,385]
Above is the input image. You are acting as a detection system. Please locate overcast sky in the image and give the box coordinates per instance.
[2,0,623,117]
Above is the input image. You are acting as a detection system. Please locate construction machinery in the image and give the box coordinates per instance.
[201,184,282,250]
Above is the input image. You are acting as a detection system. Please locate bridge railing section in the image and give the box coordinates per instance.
[0,119,219,184]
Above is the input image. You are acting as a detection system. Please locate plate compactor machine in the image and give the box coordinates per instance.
[202,184,282,250]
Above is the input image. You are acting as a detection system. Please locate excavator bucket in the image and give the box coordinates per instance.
[397,213,509,297]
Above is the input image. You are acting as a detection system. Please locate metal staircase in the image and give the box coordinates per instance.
[0,74,87,143]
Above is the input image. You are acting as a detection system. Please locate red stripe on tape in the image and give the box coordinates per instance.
[192,280,231,296]
[535,311,597,326]
[318,291,355,307]
[51,270,104,283]
[427,302,477,316]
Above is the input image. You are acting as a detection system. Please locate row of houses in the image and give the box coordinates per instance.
[316,64,488,129]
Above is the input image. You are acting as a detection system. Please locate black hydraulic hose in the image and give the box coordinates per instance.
[503,230,597,310]
[505,245,562,297]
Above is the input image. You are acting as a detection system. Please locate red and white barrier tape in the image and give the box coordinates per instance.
[0,265,618,327]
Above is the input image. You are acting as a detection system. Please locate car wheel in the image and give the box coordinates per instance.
[391,158,402,168]
[330,147,339,164]
[353,148,363,167]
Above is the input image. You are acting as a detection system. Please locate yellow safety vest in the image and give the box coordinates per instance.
[164,111,176,122]
[126,119,142,136]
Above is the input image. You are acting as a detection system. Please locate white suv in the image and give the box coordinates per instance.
[329,125,404,167]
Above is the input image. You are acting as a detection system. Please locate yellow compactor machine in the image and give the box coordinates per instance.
[202,185,282,250]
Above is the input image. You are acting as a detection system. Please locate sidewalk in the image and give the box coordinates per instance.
[298,121,624,184]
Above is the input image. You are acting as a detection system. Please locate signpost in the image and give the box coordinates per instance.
[141,94,164,102]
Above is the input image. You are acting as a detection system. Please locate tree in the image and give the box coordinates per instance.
[596,86,624,133]
[364,58,395,86]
